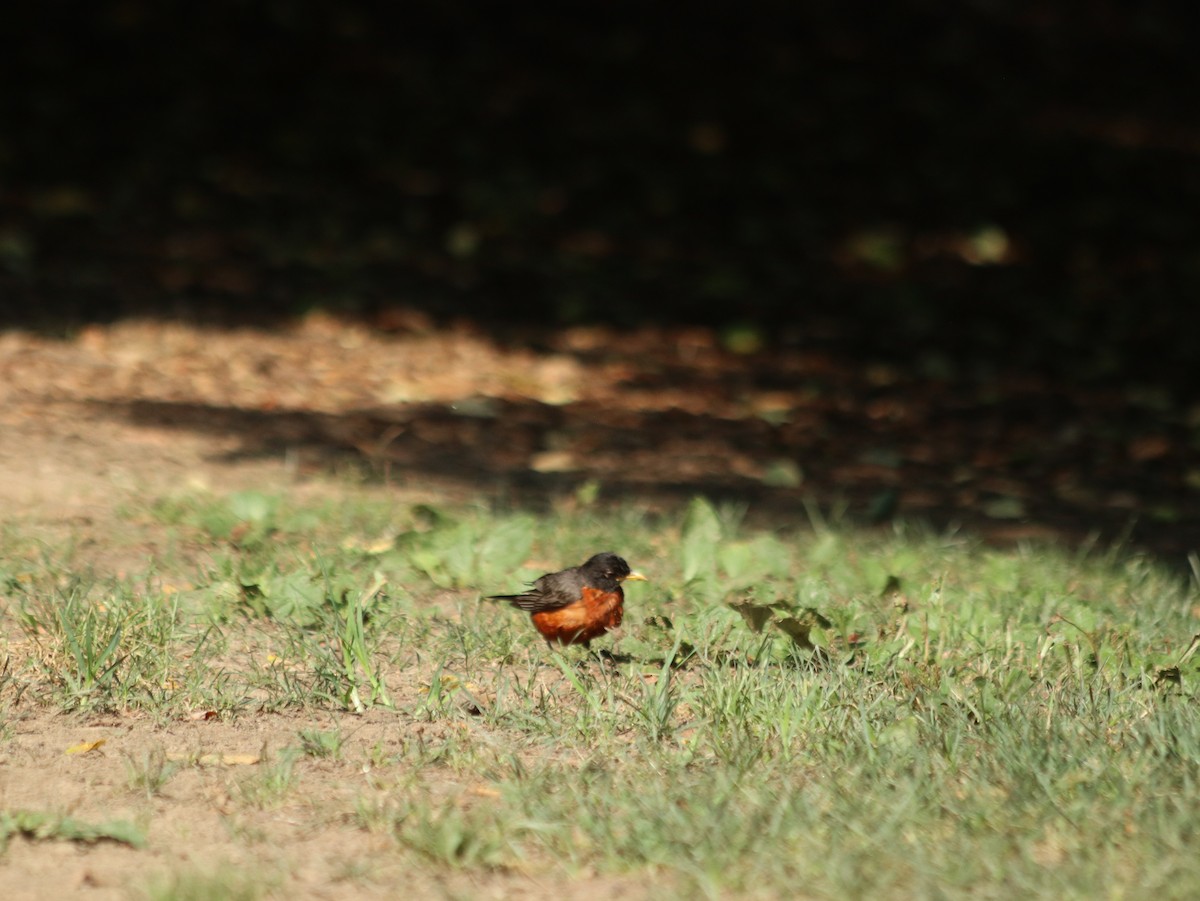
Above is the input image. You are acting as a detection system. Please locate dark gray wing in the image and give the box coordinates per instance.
[488,567,586,612]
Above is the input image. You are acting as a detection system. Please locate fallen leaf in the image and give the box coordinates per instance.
[65,739,107,756]
[214,753,262,766]
[530,450,576,473]
[341,535,396,554]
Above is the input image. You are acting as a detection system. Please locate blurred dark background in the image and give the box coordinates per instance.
[2,0,1197,389]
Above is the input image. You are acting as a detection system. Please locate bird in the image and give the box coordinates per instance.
[488,552,647,647]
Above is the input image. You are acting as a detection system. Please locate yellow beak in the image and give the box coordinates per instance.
[622,572,648,582]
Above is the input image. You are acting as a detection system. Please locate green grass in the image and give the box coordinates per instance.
[139,868,266,901]
[0,810,145,852]
[2,490,1199,897]
[125,747,181,798]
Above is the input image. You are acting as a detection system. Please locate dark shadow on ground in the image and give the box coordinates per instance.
[98,393,1200,564]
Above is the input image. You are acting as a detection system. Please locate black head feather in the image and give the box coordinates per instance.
[579,552,632,583]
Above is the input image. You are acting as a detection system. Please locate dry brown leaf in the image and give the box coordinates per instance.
[529,450,576,473]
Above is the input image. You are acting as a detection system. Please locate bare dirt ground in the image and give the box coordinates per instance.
[1,314,1195,899]
[2,706,662,901]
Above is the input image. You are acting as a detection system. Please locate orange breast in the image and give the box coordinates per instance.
[530,586,624,645]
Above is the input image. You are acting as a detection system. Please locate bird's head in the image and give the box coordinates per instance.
[584,552,646,583]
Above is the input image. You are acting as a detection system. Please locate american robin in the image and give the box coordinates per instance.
[488,552,647,647]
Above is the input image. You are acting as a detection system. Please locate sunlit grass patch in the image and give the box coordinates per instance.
[2,488,1198,896]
